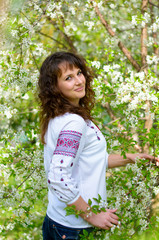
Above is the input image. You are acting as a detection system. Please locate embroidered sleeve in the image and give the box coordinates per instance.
[54,130,82,158]
[47,117,86,204]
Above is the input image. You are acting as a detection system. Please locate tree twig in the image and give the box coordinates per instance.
[16,167,37,190]
[148,0,159,8]
[30,48,40,71]
[38,31,67,48]
[90,1,115,37]
[118,42,141,71]
[46,16,77,53]
[1,167,38,199]
[102,102,125,130]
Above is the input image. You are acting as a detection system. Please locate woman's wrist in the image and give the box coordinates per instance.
[108,154,134,168]
[83,207,93,220]
[125,154,135,164]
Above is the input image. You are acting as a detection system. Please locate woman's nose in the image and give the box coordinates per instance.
[75,76,83,84]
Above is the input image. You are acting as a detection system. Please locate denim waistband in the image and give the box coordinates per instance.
[46,214,94,231]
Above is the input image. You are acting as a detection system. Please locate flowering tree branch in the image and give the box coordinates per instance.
[118,42,141,71]
[21,11,67,50]
[38,31,67,49]
[149,3,159,93]
[30,48,40,71]
[141,0,148,71]
[37,2,77,52]
[141,0,153,152]
[101,103,142,152]
[90,1,115,37]
[148,0,159,8]
[149,4,159,61]
[103,102,125,131]
[96,118,142,152]
[16,167,37,190]
[46,16,78,53]
[2,167,38,199]
[91,0,156,153]
[90,0,141,71]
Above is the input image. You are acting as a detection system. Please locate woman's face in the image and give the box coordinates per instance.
[57,62,86,106]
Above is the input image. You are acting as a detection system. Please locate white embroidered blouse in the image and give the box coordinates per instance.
[44,113,108,228]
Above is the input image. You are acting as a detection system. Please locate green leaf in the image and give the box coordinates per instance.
[88,199,92,206]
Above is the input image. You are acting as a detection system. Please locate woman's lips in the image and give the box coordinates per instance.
[75,87,84,92]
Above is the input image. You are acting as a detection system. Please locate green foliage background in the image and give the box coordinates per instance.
[0,0,159,239]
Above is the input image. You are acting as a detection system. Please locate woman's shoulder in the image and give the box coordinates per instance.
[49,113,87,130]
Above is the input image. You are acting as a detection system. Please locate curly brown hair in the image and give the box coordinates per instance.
[38,51,95,144]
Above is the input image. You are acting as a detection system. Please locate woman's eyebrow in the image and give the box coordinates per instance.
[63,68,81,76]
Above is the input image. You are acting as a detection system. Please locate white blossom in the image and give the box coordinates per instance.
[74,1,80,6]
[84,21,95,31]
[69,6,76,15]
[135,71,145,80]
[4,109,12,119]
[91,61,101,69]
[132,15,137,26]
[103,65,110,72]
[110,4,116,9]
[154,187,159,195]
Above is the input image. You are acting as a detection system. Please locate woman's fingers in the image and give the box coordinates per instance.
[105,221,114,228]
[106,209,119,220]
[107,208,118,213]
[88,209,119,229]
[105,211,119,227]
[110,216,119,225]
[103,216,119,230]
[127,153,159,166]
[142,154,159,166]
[104,226,110,230]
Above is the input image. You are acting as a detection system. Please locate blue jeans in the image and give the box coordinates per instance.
[42,214,94,240]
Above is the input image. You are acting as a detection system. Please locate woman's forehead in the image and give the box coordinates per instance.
[58,61,79,75]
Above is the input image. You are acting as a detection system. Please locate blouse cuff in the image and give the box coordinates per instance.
[67,193,81,205]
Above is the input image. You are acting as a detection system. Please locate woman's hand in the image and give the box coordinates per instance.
[69,196,119,230]
[86,209,119,230]
[126,153,159,166]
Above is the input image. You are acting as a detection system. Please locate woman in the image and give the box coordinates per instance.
[38,51,158,240]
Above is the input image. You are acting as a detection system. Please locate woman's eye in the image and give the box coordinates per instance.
[65,76,71,81]
[77,71,82,75]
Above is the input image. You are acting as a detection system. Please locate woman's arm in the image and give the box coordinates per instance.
[68,196,119,230]
[108,153,159,168]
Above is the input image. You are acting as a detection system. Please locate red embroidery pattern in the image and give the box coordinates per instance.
[87,121,101,141]
[54,130,82,158]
